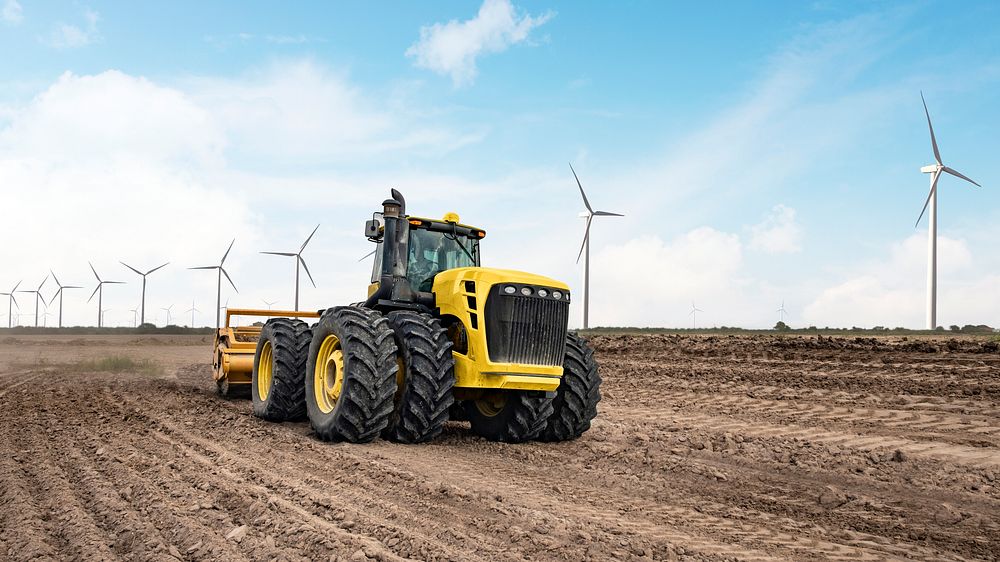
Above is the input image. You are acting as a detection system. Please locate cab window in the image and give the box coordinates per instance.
[406,228,479,292]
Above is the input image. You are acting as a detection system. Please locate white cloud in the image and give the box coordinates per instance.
[803,233,988,328]
[749,204,802,254]
[406,0,553,86]
[2,0,22,24]
[0,63,491,328]
[588,228,745,327]
[43,9,100,49]
[188,60,481,164]
[0,71,225,166]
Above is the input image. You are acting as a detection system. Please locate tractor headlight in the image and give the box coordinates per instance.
[519,286,533,296]
[538,288,548,297]
[552,290,562,300]
[503,286,516,295]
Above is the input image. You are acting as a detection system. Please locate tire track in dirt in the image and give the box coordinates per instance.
[152,372,948,557]
[650,389,1000,446]
[103,390,506,562]
[613,408,1000,468]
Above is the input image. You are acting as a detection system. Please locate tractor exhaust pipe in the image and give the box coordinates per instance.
[364,189,418,307]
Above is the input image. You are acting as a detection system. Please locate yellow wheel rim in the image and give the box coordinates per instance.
[314,335,345,414]
[475,391,507,418]
[257,340,273,401]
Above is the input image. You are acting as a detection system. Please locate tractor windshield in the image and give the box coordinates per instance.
[407,227,480,292]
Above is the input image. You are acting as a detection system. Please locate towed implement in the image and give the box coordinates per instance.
[212,190,601,443]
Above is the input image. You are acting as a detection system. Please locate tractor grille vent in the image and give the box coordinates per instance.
[484,285,569,367]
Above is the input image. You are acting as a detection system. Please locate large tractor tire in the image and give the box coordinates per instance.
[305,307,398,443]
[382,311,456,443]
[463,391,554,443]
[252,318,312,422]
[539,333,602,441]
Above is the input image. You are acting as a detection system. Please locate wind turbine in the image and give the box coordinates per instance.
[120,261,169,326]
[915,92,982,330]
[17,275,48,327]
[689,303,703,330]
[88,262,125,328]
[161,304,174,326]
[777,301,788,323]
[102,309,111,327]
[570,164,623,329]
[41,311,52,327]
[262,299,277,320]
[48,270,82,328]
[1,281,20,329]
[129,307,139,328]
[185,300,200,328]
[189,239,238,329]
[262,225,319,311]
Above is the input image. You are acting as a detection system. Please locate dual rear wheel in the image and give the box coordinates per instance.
[251,308,601,444]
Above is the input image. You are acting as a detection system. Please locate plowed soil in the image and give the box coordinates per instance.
[2,333,999,561]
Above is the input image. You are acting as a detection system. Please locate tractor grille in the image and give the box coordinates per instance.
[484,285,569,367]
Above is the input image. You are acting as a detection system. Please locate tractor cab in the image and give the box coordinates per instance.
[368,213,486,295]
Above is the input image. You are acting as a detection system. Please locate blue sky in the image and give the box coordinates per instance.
[1,0,998,329]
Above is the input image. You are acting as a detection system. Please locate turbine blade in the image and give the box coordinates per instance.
[47,289,60,307]
[105,281,126,284]
[576,215,593,264]
[358,249,376,262]
[63,286,82,289]
[146,262,169,275]
[189,266,218,270]
[120,262,143,275]
[921,91,942,165]
[915,170,942,227]
[299,256,317,288]
[261,251,296,256]
[11,280,21,293]
[88,285,100,303]
[89,262,101,282]
[9,294,17,309]
[37,275,48,291]
[569,162,594,213]
[593,211,624,217]
[942,166,982,188]
[300,224,320,252]
[221,238,235,265]
[50,270,61,287]
[220,268,238,293]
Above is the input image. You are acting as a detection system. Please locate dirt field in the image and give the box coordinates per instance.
[1,333,999,561]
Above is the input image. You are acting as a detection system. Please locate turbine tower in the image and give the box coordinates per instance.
[689,303,703,330]
[17,275,48,327]
[777,301,788,323]
[120,261,169,326]
[161,304,174,326]
[129,307,139,328]
[915,92,982,330]
[1,281,20,329]
[570,164,623,329]
[185,300,200,328]
[88,262,124,328]
[48,270,82,328]
[262,225,319,311]
[189,239,238,329]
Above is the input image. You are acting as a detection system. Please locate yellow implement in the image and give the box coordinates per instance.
[212,308,319,396]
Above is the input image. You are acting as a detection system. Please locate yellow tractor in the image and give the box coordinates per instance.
[212,190,601,443]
